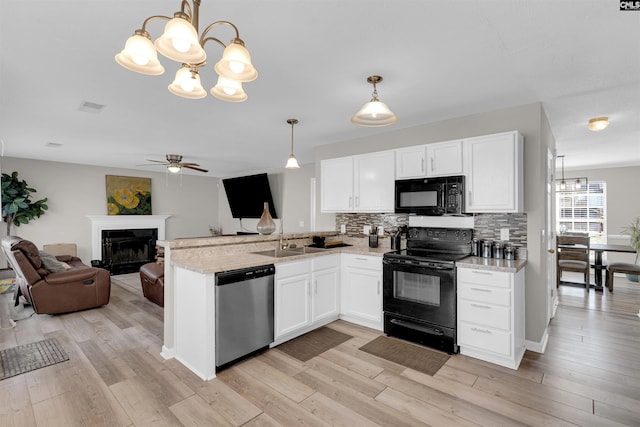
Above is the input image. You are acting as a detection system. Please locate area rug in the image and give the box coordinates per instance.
[0,338,69,380]
[276,327,353,362]
[359,336,449,376]
[0,278,15,295]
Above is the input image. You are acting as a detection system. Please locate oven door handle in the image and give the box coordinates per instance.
[389,318,444,336]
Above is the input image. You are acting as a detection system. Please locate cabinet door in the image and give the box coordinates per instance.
[395,146,427,179]
[312,266,340,322]
[342,265,382,327]
[355,151,395,212]
[426,140,463,177]
[275,272,311,338]
[321,156,354,212]
[464,131,523,212]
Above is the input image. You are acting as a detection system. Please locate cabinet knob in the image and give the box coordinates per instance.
[548,249,555,254]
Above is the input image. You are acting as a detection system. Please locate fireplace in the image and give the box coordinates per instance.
[87,215,170,275]
[102,228,158,274]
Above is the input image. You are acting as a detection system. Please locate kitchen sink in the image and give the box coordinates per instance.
[250,249,301,258]
[250,246,328,258]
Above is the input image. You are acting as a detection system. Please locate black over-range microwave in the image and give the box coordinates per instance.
[394,175,465,216]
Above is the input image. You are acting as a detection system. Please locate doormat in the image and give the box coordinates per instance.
[276,327,352,362]
[359,336,449,376]
[0,338,69,380]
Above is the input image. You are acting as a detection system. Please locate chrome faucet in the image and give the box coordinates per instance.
[279,233,289,250]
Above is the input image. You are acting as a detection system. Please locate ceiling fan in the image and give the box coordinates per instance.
[139,154,208,173]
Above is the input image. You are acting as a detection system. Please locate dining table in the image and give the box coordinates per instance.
[590,243,636,290]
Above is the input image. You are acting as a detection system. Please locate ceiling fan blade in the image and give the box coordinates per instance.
[136,163,168,167]
[180,162,201,167]
[182,165,209,173]
[145,159,169,164]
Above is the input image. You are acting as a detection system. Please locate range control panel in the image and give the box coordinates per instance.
[407,227,472,243]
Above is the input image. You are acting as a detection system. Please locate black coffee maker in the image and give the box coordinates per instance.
[391,226,407,250]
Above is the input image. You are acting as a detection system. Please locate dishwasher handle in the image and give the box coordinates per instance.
[216,264,275,286]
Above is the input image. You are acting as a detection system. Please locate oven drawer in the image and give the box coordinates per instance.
[458,322,512,357]
[458,300,511,331]
[458,268,511,289]
[458,283,511,306]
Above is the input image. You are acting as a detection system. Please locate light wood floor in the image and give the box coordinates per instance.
[1,272,639,426]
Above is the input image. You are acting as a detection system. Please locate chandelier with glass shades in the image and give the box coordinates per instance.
[351,75,398,127]
[115,0,257,101]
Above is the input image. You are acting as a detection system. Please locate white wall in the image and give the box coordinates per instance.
[1,157,218,263]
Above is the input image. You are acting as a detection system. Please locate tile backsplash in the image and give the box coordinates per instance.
[335,212,527,247]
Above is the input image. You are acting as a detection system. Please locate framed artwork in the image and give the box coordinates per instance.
[105,175,152,215]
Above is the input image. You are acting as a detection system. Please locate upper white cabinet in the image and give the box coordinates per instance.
[395,140,463,179]
[321,151,395,213]
[463,131,523,213]
[426,140,463,177]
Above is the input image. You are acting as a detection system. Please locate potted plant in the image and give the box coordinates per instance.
[622,217,640,282]
[1,171,48,236]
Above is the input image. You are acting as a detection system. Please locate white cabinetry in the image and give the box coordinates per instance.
[340,254,383,330]
[274,255,340,344]
[426,140,463,177]
[463,131,523,212]
[321,151,395,212]
[395,140,463,179]
[457,267,525,369]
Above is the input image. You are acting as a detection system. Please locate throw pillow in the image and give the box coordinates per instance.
[39,251,67,273]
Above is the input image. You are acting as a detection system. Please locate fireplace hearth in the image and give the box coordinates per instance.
[102,228,158,274]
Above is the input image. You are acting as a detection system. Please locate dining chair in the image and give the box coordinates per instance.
[556,234,591,292]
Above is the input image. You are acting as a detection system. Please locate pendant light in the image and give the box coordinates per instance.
[285,119,300,169]
[558,155,567,190]
[556,155,588,192]
[351,75,398,127]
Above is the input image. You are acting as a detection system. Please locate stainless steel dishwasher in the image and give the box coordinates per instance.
[215,264,275,368]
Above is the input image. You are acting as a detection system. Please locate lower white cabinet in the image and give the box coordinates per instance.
[274,255,340,344]
[457,267,525,369]
[340,254,383,331]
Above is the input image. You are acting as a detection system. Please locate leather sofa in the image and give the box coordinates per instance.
[1,236,111,314]
[139,262,164,307]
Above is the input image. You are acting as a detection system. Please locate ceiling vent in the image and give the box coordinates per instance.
[78,101,106,114]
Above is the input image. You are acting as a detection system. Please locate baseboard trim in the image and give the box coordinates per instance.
[525,326,549,354]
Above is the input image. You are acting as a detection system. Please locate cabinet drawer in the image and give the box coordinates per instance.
[458,268,511,288]
[342,254,382,271]
[459,322,512,357]
[458,300,511,330]
[312,254,339,271]
[276,259,311,278]
[458,283,511,306]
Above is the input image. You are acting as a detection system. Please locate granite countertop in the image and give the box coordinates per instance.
[456,256,527,273]
[171,243,391,274]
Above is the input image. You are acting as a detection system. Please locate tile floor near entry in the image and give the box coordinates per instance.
[0,272,639,426]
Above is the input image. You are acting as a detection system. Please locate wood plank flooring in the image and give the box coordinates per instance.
[1,272,639,426]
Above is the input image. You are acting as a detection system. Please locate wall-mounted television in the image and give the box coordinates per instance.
[222,173,278,219]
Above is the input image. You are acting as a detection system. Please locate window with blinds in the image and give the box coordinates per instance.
[557,181,607,244]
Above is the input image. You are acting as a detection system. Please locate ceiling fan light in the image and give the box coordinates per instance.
[588,117,609,131]
[351,100,398,127]
[168,67,207,99]
[210,76,248,102]
[155,15,206,64]
[115,33,165,75]
[167,164,181,173]
[214,40,257,82]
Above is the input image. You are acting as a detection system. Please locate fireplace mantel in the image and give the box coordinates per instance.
[87,215,171,260]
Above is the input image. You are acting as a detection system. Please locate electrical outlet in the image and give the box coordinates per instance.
[378,226,384,236]
[500,227,510,241]
[340,224,346,234]
[298,221,305,228]
[363,225,371,234]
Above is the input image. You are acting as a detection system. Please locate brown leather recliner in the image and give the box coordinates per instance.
[139,262,164,307]
[1,236,111,314]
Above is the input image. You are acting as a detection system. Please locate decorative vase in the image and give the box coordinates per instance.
[256,202,276,235]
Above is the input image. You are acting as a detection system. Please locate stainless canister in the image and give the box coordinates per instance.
[471,238,480,256]
[504,245,516,260]
[481,240,492,258]
[492,241,504,259]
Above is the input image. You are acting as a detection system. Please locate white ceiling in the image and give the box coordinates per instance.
[1,0,639,177]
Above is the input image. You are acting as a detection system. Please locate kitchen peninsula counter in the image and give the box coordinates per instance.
[457,256,527,273]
